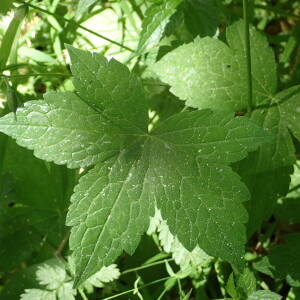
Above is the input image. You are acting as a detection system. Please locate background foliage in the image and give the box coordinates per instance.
[0,0,300,299]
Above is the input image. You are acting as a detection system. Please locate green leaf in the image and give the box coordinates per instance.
[183,0,222,38]
[66,45,148,133]
[19,47,57,64]
[67,143,154,285]
[0,47,272,286]
[0,92,125,169]
[275,198,300,224]
[247,290,282,300]
[0,0,14,15]
[20,289,56,300]
[254,233,300,287]
[0,138,75,271]
[84,264,120,288]
[147,208,213,270]
[152,20,277,111]
[75,0,98,18]
[235,268,257,298]
[136,0,183,54]
[36,262,69,290]
[0,5,28,70]
[233,87,300,234]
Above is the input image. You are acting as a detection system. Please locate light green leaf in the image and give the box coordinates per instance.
[36,263,68,290]
[247,290,282,300]
[19,47,57,64]
[153,20,277,111]
[136,0,183,54]
[75,0,98,18]
[0,5,27,70]
[0,92,124,169]
[85,264,120,288]
[148,208,213,270]
[57,282,77,300]
[20,289,56,300]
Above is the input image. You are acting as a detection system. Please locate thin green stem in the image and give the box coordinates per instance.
[17,1,135,52]
[243,0,253,113]
[102,276,170,300]
[79,288,88,300]
[121,258,173,275]
[288,183,300,193]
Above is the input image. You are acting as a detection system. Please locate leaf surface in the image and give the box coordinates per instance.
[137,0,183,54]
[153,20,277,111]
[254,233,300,287]
[0,47,273,285]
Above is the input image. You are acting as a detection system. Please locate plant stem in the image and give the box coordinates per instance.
[102,276,170,299]
[243,0,253,113]
[79,288,88,300]
[121,258,173,275]
[17,1,135,52]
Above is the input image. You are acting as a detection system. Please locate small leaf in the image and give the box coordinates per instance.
[20,289,56,300]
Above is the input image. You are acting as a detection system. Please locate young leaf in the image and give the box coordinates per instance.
[20,289,56,300]
[148,208,213,270]
[0,47,273,286]
[152,20,277,111]
[0,5,28,70]
[136,0,183,55]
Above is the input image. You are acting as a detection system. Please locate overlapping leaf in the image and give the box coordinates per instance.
[153,20,277,111]
[153,20,300,235]
[254,233,300,287]
[136,0,183,55]
[0,46,272,285]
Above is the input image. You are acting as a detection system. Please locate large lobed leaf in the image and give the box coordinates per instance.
[0,46,272,286]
